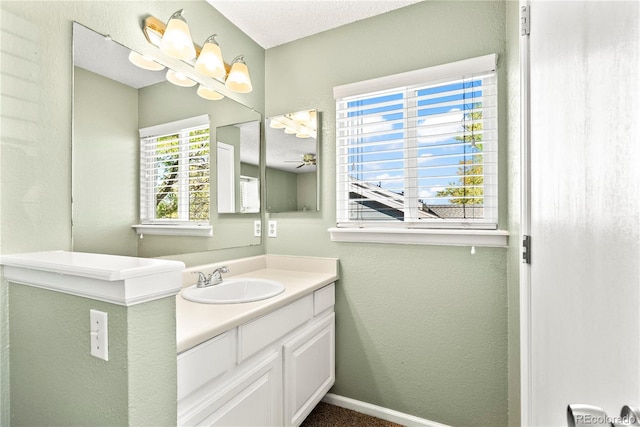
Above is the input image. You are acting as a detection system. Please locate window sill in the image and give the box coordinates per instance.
[328,227,508,247]
[132,224,213,237]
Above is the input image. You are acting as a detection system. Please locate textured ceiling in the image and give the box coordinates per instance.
[205,0,424,49]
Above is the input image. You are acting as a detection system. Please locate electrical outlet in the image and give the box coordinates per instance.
[254,220,261,237]
[90,309,109,361]
[268,220,277,238]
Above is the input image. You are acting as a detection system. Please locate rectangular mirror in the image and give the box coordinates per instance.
[265,110,319,213]
[72,22,261,257]
[217,121,261,214]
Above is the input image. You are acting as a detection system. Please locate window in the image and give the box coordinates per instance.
[334,55,499,235]
[136,115,212,236]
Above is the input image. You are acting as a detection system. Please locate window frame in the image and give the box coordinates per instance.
[132,115,213,237]
[331,54,508,247]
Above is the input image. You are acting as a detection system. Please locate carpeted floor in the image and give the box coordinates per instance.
[300,402,405,427]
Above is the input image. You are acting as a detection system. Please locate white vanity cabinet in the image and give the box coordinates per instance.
[283,312,335,426]
[177,283,335,427]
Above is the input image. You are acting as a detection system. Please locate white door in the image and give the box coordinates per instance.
[523,1,640,425]
[217,142,236,213]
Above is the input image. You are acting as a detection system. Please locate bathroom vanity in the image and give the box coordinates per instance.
[0,251,337,427]
[176,255,338,426]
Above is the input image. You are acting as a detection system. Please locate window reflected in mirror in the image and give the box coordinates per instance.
[72,21,262,258]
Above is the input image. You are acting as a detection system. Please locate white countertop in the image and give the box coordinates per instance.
[0,250,184,281]
[0,251,185,306]
[176,255,338,353]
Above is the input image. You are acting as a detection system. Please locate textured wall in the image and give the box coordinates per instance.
[73,67,139,256]
[9,285,130,425]
[0,1,265,424]
[264,2,509,425]
[9,284,178,426]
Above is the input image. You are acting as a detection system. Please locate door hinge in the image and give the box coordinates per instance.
[523,235,531,264]
[520,5,530,36]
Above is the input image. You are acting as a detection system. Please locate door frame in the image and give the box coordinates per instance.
[519,1,532,425]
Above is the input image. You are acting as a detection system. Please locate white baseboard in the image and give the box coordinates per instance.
[321,393,451,427]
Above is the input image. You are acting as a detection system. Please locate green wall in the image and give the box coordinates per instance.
[0,1,522,426]
[264,2,510,425]
[9,284,177,426]
[0,1,265,425]
[266,167,298,212]
[73,67,139,257]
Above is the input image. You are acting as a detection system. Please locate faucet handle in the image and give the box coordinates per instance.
[192,271,208,287]
[208,266,229,279]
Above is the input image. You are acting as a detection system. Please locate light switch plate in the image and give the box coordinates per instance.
[268,220,277,238]
[90,309,109,361]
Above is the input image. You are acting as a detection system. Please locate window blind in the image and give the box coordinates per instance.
[335,55,498,229]
[240,176,260,213]
[139,116,210,223]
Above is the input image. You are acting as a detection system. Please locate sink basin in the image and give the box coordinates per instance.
[181,278,285,304]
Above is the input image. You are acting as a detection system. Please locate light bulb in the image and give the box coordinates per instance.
[195,35,226,79]
[197,84,224,100]
[160,10,196,60]
[270,117,286,129]
[128,51,165,71]
[166,69,196,87]
[225,56,252,93]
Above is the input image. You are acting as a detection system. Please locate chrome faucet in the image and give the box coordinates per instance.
[194,266,229,288]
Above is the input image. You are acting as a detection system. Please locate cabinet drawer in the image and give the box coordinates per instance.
[178,332,234,401]
[238,295,313,363]
[314,283,335,316]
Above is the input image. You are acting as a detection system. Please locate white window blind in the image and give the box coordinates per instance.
[335,54,498,230]
[240,176,260,213]
[139,115,210,224]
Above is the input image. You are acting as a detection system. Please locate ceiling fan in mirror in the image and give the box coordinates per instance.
[285,153,317,169]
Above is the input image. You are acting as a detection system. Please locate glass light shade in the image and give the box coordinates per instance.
[160,10,197,60]
[296,132,312,139]
[284,127,296,134]
[292,110,311,124]
[195,35,226,78]
[166,69,196,87]
[128,51,165,71]
[225,56,253,93]
[270,117,286,129]
[308,110,318,130]
[197,85,224,101]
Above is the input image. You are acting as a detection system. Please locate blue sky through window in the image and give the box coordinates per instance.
[345,79,484,205]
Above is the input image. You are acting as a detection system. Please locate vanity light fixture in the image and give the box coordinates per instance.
[142,12,253,94]
[225,56,253,94]
[128,51,165,71]
[166,69,197,87]
[296,131,312,139]
[270,110,317,139]
[159,9,197,60]
[195,35,226,78]
[197,84,225,100]
[269,118,286,129]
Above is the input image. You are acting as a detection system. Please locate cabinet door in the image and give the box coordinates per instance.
[182,352,282,427]
[283,313,335,426]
